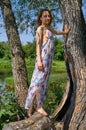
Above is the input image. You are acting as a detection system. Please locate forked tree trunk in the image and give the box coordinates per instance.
[2,0,86,130]
[56,0,86,129]
[1,0,28,107]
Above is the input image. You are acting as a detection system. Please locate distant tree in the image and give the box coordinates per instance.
[23,39,64,61]
[54,38,64,60]
[23,41,36,59]
[0,42,5,58]
[0,42,11,59]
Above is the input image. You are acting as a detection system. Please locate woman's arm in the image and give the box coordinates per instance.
[36,27,44,71]
[49,24,70,35]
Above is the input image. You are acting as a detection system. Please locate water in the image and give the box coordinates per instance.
[0,80,6,96]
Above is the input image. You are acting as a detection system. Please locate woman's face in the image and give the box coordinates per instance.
[40,11,51,26]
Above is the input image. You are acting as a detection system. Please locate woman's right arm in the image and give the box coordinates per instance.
[36,27,43,71]
[49,24,70,35]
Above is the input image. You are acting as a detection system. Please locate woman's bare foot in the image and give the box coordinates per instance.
[26,109,32,117]
[27,107,32,117]
[37,108,48,116]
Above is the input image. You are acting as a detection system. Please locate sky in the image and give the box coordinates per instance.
[0,12,35,44]
[0,20,63,44]
[0,22,34,44]
[0,4,85,45]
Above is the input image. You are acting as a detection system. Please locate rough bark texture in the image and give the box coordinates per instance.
[2,112,54,130]
[1,0,28,107]
[58,0,86,130]
[1,0,86,130]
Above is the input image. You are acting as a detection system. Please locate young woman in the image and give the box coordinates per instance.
[25,9,70,117]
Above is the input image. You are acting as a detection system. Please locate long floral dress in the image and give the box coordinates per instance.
[25,28,54,109]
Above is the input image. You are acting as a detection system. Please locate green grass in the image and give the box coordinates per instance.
[52,60,66,73]
[4,77,14,88]
[0,58,68,129]
[0,59,12,79]
[44,72,68,113]
[0,58,66,72]
[0,58,11,69]
[0,58,67,86]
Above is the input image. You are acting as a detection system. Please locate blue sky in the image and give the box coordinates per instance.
[0,23,34,44]
[0,13,35,44]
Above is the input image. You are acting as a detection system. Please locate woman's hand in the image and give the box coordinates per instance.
[38,60,43,71]
[64,24,70,34]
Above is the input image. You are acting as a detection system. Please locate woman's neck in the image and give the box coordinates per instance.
[41,24,49,28]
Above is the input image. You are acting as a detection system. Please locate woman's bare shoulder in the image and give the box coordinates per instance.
[36,26,44,33]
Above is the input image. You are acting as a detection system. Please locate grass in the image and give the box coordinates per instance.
[0,58,11,69]
[0,58,67,87]
[44,72,68,113]
[0,58,68,129]
[4,77,14,88]
[52,60,66,73]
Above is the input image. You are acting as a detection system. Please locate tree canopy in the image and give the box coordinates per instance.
[0,0,86,37]
[11,0,61,35]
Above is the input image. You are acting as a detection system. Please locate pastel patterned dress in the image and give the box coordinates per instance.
[25,29,54,109]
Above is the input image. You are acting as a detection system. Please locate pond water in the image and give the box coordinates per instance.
[0,72,9,97]
[0,80,6,96]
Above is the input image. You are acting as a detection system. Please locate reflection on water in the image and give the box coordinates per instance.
[0,68,14,98]
[0,70,12,79]
[0,80,6,96]
[0,70,12,96]
[0,72,7,96]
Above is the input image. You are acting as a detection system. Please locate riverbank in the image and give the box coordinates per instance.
[0,58,67,86]
[0,58,68,130]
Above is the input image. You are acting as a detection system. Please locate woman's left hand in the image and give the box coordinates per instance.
[64,24,70,34]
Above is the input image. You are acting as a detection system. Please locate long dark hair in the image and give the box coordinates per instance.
[37,9,52,26]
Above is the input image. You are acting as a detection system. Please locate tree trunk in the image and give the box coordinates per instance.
[1,0,86,130]
[2,112,54,130]
[56,0,86,130]
[1,0,28,107]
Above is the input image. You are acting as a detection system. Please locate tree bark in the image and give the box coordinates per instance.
[57,0,86,130]
[1,0,28,107]
[1,0,86,130]
[2,112,54,130]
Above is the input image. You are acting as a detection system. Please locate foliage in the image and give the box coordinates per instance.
[52,60,66,72]
[0,58,12,80]
[23,38,64,61]
[10,0,86,35]
[23,41,36,59]
[0,43,67,129]
[0,38,64,62]
[0,59,11,69]
[11,0,61,35]
[0,0,86,35]
[0,43,4,58]
[0,42,11,60]
[0,0,86,129]
[4,76,14,87]
[0,71,67,129]
[0,55,66,87]
[44,72,67,113]
[54,38,64,60]
[0,57,67,129]
[0,87,26,130]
